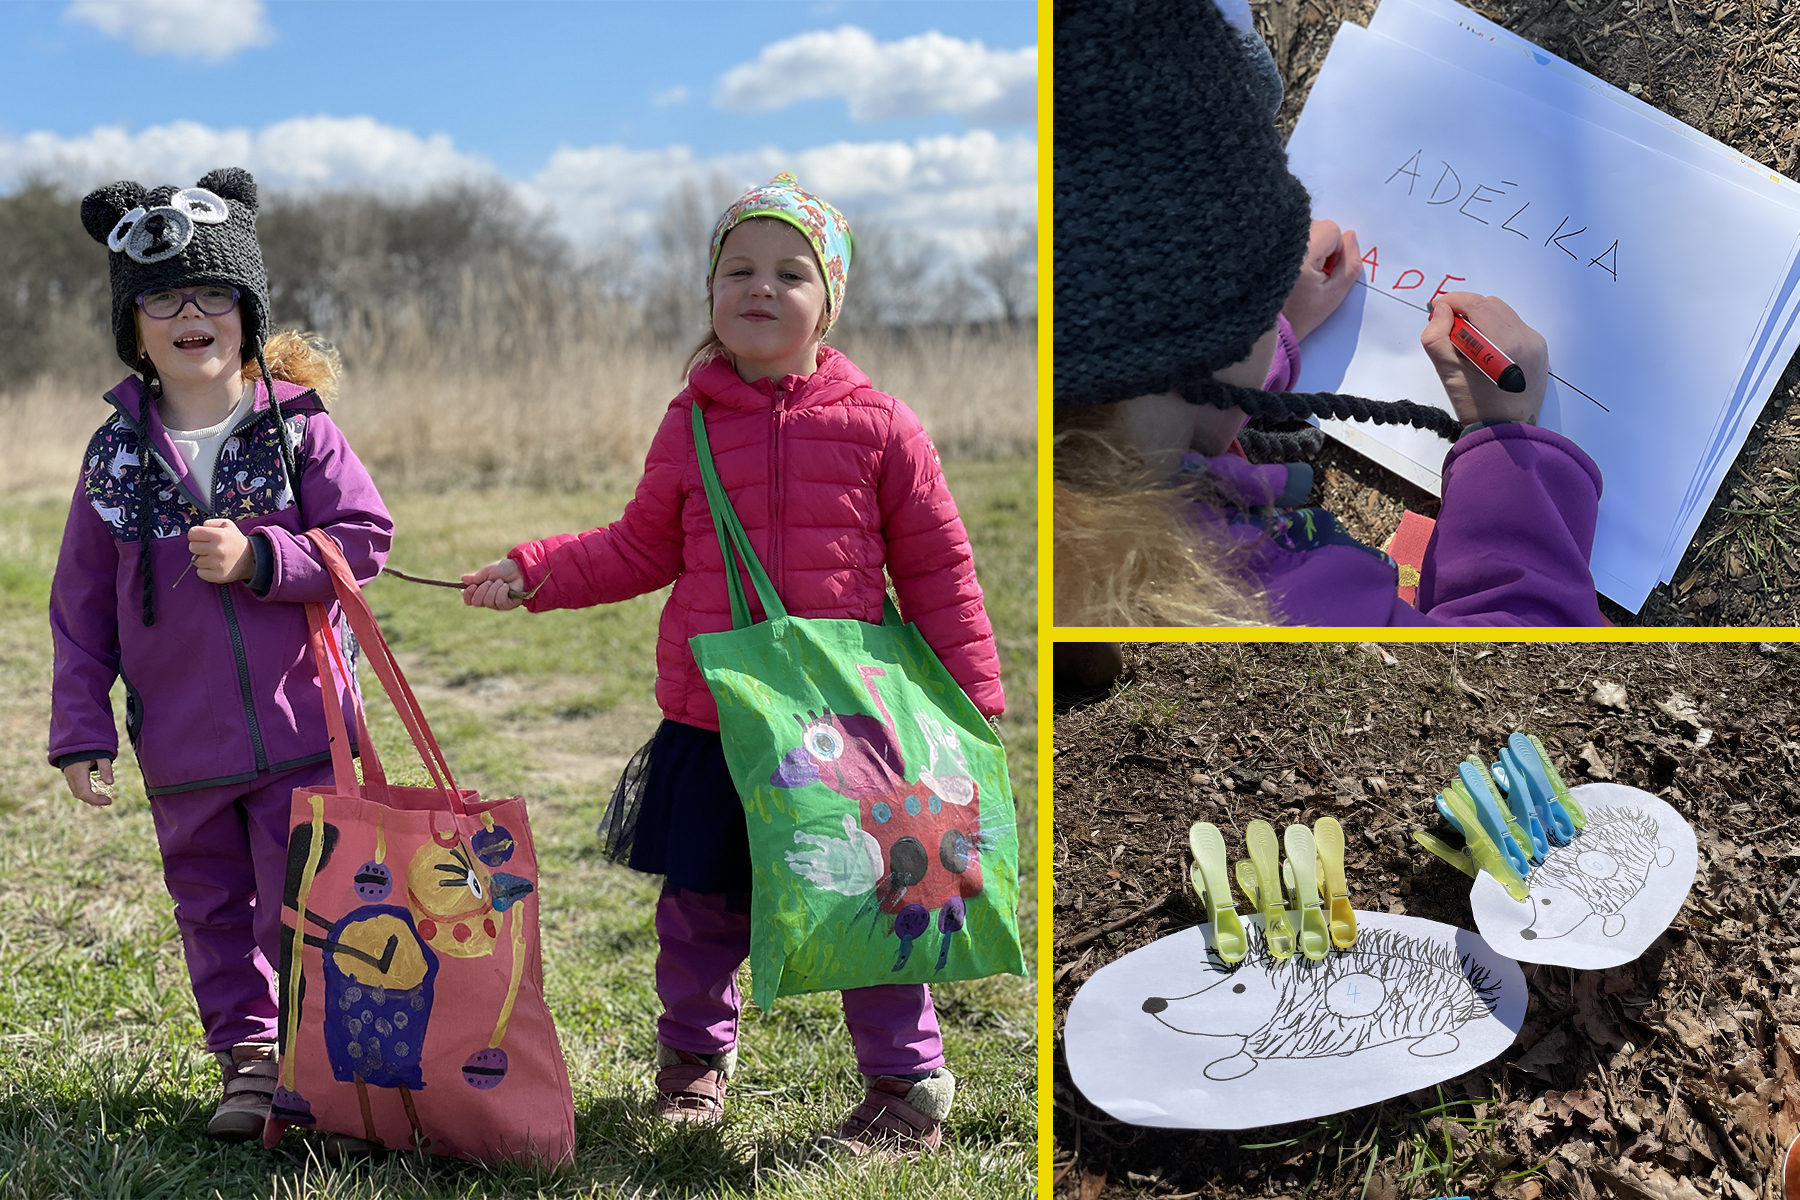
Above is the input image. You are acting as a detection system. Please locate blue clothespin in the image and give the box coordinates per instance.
[1490,747,1550,859]
[1493,740,1569,849]
[1456,760,1532,879]
[1505,732,1582,839]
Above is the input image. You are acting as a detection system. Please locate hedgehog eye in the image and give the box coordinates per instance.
[466,871,484,900]
[1231,983,1246,994]
[804,724,844,761]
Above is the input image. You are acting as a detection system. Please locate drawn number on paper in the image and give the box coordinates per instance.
[1577,850,1620,879]
[1324,972,1387,1019]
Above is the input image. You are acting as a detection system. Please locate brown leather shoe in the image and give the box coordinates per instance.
[206,1042,279,1142]
[653,1044,734,1125]
[818,1068,955,1157]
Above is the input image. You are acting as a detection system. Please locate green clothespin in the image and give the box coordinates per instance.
[1429,782,1531,902]
[1189,822,1247,964]
[1525,732,1586,828]
[1282,823,1331,962]
[1313,816,1358,949]
[1238,820,1296,960]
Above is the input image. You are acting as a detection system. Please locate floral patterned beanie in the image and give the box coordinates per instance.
[708,173,855,334]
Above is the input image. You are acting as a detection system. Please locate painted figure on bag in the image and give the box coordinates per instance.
[772,665,990,972]
[274,814,535,1148]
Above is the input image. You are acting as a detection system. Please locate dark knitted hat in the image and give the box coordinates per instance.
[1055,0,1311,407]
[1054,0,1460,442]
[79,167,270,371]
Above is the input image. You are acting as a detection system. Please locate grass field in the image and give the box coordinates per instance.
[0,456,1036,1198]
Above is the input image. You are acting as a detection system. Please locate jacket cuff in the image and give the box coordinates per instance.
[248,533,275,596]
[53,751,115,770]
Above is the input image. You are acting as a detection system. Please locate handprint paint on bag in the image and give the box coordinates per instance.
[771,664,990,972]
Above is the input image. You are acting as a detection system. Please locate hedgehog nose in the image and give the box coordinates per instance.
[1142,997,1168,1014]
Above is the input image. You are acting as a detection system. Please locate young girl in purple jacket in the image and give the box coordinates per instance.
[1053,0,1605,628]
[48,169,392,1141]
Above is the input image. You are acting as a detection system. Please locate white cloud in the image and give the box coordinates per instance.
[0,116,492,196]
[528,129,1037,260]
[651,85,689,108]
[66,0,274,62]
[1,117,1036,267]
[714,26,1035,125]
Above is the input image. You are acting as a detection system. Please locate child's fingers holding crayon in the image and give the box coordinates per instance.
[462,559,525,610]
[63,758,114,807]
[1422,291,1546,426]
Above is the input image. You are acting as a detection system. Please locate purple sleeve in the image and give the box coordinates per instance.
[47,485,122,767]
[1262,312,1302,393]
[1415,423,1605,625]
[250,412,394,600]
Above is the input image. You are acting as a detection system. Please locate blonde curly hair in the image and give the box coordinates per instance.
[1054,407,1271,627]
[241,330,342,405]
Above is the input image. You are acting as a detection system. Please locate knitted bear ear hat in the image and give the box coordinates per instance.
[79,166,272,373]
[1053,0,1460,442]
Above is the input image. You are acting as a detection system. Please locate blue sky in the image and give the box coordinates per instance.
[1,0,1037,260]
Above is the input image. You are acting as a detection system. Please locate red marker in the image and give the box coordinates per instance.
[1432,305,1526,393]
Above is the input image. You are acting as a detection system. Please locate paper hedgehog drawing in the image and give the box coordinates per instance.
[1521,806,1675,941]
[1138,926,1504,1080]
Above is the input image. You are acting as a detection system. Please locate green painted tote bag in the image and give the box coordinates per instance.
[685,403,1024,1009]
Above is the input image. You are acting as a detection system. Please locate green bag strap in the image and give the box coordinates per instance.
[691,402,789,629]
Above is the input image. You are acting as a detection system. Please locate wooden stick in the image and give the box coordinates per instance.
[381,566,550,602]
[1063,892,1178,951]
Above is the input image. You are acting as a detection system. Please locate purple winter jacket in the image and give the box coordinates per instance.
[48,375,392,794]
[1200,316,1607,626]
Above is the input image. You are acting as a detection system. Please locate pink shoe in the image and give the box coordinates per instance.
[653,1044,735,1125]
[206,1042,278,1142]
[818,1068,956,1157]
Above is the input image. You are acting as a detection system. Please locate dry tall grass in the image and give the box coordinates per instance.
[0,325,1036,495]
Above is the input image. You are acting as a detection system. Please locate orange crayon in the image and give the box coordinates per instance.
[1432,305,1526,393]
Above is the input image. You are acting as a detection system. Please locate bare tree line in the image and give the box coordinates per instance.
[0,178,1037,387]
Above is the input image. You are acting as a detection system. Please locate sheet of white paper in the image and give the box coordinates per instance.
[1361,0,1800,585]
[1369,0,1800,210]
[1469,784,1697,968]
[1288,23,1800,610]
[1063,912,1526,1129]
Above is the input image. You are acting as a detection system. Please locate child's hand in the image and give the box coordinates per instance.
[462,559,525,610]
[188,519,254,584]
[1281,220,1362,342]
[1421,292,1547,426]
[63,758,114,807]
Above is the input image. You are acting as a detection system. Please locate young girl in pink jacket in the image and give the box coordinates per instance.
[462,174,1003,1154]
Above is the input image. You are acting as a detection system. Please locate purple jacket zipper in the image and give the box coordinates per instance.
[106,393,272,771]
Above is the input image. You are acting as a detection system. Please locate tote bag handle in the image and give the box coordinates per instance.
[305,601,390,802]
[302,529,467,815]
[690,403,905,632]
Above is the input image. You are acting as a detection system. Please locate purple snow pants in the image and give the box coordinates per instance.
[148,760,334,1051]
[655,887,946,1077]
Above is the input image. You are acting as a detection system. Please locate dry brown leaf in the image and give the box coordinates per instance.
[1580,742,1616,780]
[1079,1167,1107,1200]
[1576,972,1630,1050]
[1657,691,1706,731]
[1624,1166,1711,1200]
[1591,680,1630,710]
[1663,1009,1713,1051]
[1518,1027,1572,1076]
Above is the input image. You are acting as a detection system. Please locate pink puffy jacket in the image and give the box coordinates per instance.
[508,347,1005,731]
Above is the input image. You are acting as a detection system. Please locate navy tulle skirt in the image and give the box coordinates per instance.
[600,719,752,899]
